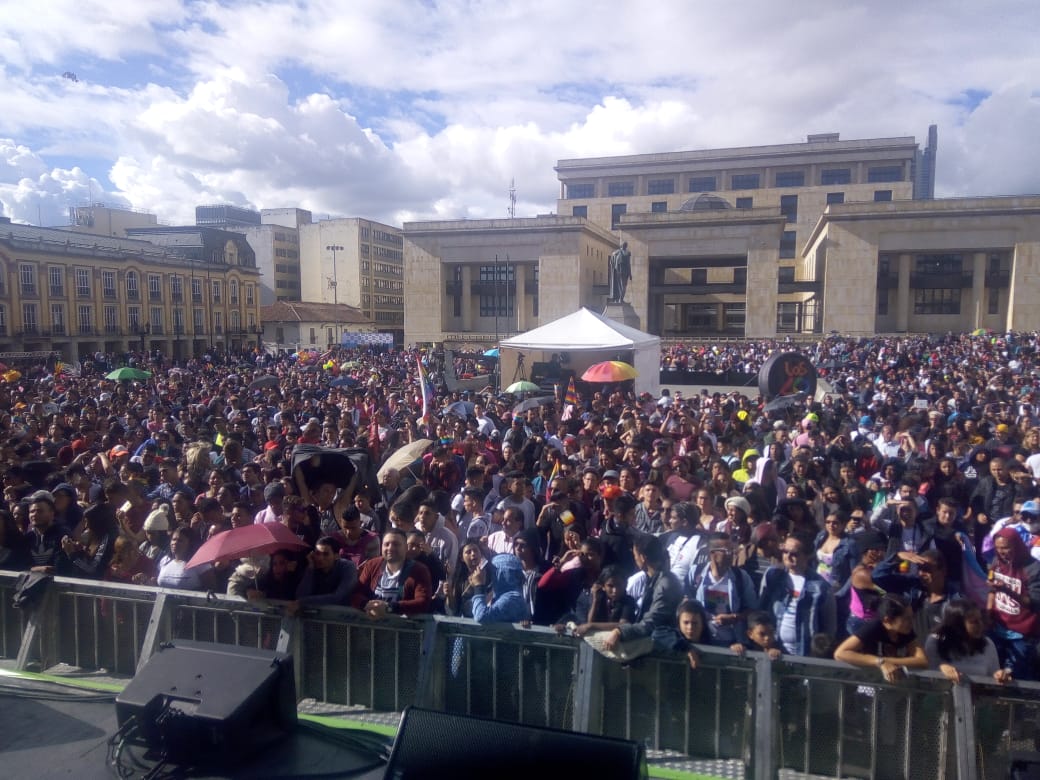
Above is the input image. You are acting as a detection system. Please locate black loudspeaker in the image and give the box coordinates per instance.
[384,706,647,780]
[115,640,297,765]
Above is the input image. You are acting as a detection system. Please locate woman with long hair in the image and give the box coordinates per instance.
[926,598,1009,684]
[444,540,491,618]
[834,595,929,683]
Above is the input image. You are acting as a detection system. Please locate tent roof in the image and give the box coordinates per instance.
[500,307,660,351]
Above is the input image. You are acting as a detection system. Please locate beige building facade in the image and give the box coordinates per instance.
[403,216,618,345]
[0,220,262,360]
[803,196,1040,335]
[555,130,936,336]
[299,218,403,340]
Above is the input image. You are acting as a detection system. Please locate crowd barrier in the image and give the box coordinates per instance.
[1,570,1037,780]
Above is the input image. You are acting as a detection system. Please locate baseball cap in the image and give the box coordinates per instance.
[109,445,130,460]
[1020,500,1040,517]
[601,469,620,481]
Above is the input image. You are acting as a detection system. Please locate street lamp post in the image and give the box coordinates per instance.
[326,244,343,306]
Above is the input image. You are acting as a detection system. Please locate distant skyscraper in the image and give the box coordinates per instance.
[195,204,261,228]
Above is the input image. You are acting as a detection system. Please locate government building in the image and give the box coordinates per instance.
[0,218,262,360]
[403,127,1040,342]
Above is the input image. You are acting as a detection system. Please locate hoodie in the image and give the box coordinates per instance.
[471,554,531,624]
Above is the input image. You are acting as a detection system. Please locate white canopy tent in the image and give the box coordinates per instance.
[499,307,661,396]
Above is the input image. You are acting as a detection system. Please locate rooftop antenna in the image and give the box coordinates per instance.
[508,178,517,218]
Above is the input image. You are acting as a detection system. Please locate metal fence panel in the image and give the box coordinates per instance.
[972,680,1040,780]
[0,575,30,660]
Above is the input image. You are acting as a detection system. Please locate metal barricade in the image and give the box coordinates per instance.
[9,572,1040,780]
[426,617,578,731]
[970,678,1040,780]
[773,658,958,780]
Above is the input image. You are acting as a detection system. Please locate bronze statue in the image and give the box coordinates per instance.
[607,241,632,303]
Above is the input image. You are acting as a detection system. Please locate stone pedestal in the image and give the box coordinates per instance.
[603,301,641,329]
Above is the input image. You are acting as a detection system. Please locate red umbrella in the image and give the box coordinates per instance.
[581,360,639,383]
[185,522,311,569]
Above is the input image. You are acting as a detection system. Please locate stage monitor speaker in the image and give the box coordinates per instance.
[115,640,297,765]
[384,706,647,780]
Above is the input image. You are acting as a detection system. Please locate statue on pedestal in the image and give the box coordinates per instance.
[607,241,632,303]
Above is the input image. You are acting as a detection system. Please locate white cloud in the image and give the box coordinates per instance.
[0,1,1038,230]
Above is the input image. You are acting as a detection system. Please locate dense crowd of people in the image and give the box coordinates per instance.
[4,330,1040,686]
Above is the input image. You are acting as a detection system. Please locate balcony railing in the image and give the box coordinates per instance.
[192,293,203,304]
[910,271,974,289]
[126,290,139,300]
[103,289,117,299]
[149,292,162,302]
[49,286,65,298]
[171,292,183,303]
[77,288,92,299]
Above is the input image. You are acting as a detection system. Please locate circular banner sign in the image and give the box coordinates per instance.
[758,351,817,400]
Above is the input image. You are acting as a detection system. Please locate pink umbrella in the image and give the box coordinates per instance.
[185,522,311,569]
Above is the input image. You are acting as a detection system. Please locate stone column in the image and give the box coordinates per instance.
[970,251,987,329]
[895,253,911,332]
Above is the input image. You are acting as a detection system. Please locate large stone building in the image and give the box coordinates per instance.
[0,219,262,360]
[240,208,312,305]
[403,216,618,345]
[554,129,938,336]
[402,127,1040,342]
[299,218,404,342]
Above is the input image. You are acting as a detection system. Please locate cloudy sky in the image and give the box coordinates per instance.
[1,1,1038,229]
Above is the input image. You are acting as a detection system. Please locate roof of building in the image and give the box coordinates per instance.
[261,301,374,325]
[0,221,181,262]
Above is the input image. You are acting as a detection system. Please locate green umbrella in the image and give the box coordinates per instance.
[505,380,540,394]
[106,367,152,381]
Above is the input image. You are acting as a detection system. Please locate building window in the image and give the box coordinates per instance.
[874,190,893,202]
[75,268,91,297]
[733,267,748,286]
[877,289,889,315]
[326,327,333,345]
[868,165,903,183]
[730,173,760,190]
[193,308,204,333]
[150,306,163,332]
[78,305,93,334]
[171,275,183,301]
[126,271,139,300]
[821,168,851,185]
[229,279,239,305]
[247,312,255,329]
[49,266,64,297]
[607,182,634,197]
[723,303,746,332]
[775,171,805,188]
[778,267,796,283]
[914,288,961,315]
[735,197,753,209]
[0,305,7,336]
[651,201,668,213]
[566,183,594,199]
[779,231,797,259]
[610,203,627,228]
[988,287,1000,315]
[246,285,255,305]
[50,304,65,335]
[20,264,37,296]
[691,269,707,285]
[213,311,223,334]
[104,305,118,334]
[826,192,845,205]
[127,307,141,331]
[647,179,674,195]
[102,270,116,298]
[571,205,587,218]
[0,268,5,296]
[479,295,514,317]
[22,303,38,333]
[191,277,202,303]
[780,195,798,222]
[309,327,316,344]
[776,302,799,332]
[230,310,241,331]
[688,176,717,192]
[148,274,162,301]
[172,308,184,334]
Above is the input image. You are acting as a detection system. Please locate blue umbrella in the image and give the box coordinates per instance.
[483,348,500,358]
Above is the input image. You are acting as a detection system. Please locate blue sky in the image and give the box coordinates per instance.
[1,1,1038,228]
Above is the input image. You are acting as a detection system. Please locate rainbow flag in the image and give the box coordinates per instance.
[417,356,434,421]
[546,458,560,499]
[564,376,578,406]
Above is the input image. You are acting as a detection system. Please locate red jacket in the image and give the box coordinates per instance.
[351,557,433,615]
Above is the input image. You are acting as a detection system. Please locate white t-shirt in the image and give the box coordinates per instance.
[778,572,806,654]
